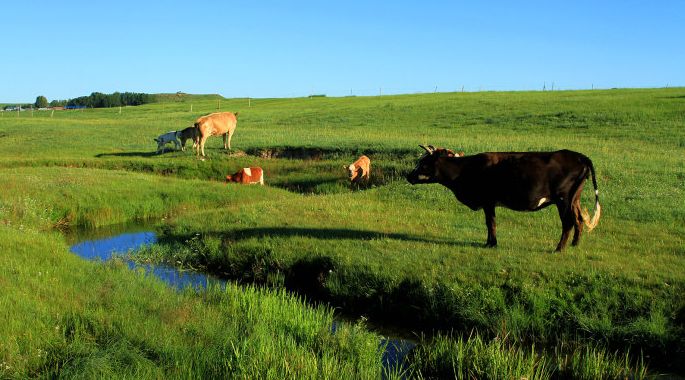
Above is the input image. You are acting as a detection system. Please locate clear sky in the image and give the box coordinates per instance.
[2,1,683,103]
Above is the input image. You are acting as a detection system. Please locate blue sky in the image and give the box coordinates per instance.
[2,1,683,102]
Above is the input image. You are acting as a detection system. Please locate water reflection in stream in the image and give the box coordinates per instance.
[69,230,225,290]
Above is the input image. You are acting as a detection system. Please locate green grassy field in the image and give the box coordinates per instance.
[0,89,683,378]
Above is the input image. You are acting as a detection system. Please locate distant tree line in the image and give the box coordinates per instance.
[66,92,154,108]
[22,92,154,109]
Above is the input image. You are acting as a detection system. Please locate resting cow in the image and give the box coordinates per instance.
[226,167,264,185]
[347,155,371,183]
[154,131,180,154]
[177,126,197,152]
[193,112,239,158]
[407,145,601,251]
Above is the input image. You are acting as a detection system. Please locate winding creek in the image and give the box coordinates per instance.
[66,225,415,373]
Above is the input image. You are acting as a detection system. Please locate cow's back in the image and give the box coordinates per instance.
[449,150,588,210]
[231,167,263,184]
[245,167,263,184]
[196,112,238,136]
[354,155,371,168]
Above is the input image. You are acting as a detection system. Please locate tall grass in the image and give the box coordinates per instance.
[407,333,648,379]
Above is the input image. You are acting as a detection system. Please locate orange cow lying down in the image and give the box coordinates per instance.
[226,167,264,185]
[347,155,371,183]
[193,112,239,158]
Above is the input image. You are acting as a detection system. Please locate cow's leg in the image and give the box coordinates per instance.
[571,199,584,246]
[226,129,234,150]
[571,182,585,246]
[201,136,208,157]
[484,206,497,247]
[555,200,574,251]
[223,133,228,150]
[194,135,201,157]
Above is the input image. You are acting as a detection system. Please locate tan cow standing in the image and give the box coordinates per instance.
[347,155,371,183]
[193,112,239,158]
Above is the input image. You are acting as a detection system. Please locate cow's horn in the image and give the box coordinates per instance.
[419,145,434,154]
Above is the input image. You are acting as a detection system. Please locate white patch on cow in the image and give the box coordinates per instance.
[537,197,548,207]
[259,171,264,185]
[243,167,252,177]
[418,174,430,181]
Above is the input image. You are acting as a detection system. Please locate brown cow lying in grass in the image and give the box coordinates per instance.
[347,155,371,183]
[226,167,264,185]
[194,112,239,158]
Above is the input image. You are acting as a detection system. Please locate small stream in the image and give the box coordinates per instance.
[66,225,415,373]
[68,229,225,290]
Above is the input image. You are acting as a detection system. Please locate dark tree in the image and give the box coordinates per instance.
[35,96,48,108]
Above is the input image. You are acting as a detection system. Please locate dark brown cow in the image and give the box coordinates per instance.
[177,126,197,151]
[407,145,601,251]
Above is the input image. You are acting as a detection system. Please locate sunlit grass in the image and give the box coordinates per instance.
[0,88,683,377]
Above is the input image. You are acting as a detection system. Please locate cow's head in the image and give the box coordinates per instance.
[347,164,361,182]
[406,145,448,184]
[225,175,233,182]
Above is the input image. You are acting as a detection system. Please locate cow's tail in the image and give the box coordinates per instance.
[581,157,601,231]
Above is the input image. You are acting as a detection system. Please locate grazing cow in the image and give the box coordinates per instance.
[193,112,239,158]
[154,131,180,154]
[177,126,197,152]
[226,167,264,185]
[347,155,371,183]
[407,145,601,251]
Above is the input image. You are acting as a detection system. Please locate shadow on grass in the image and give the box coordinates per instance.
[95,151,160,158]
[170,227,481,248]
